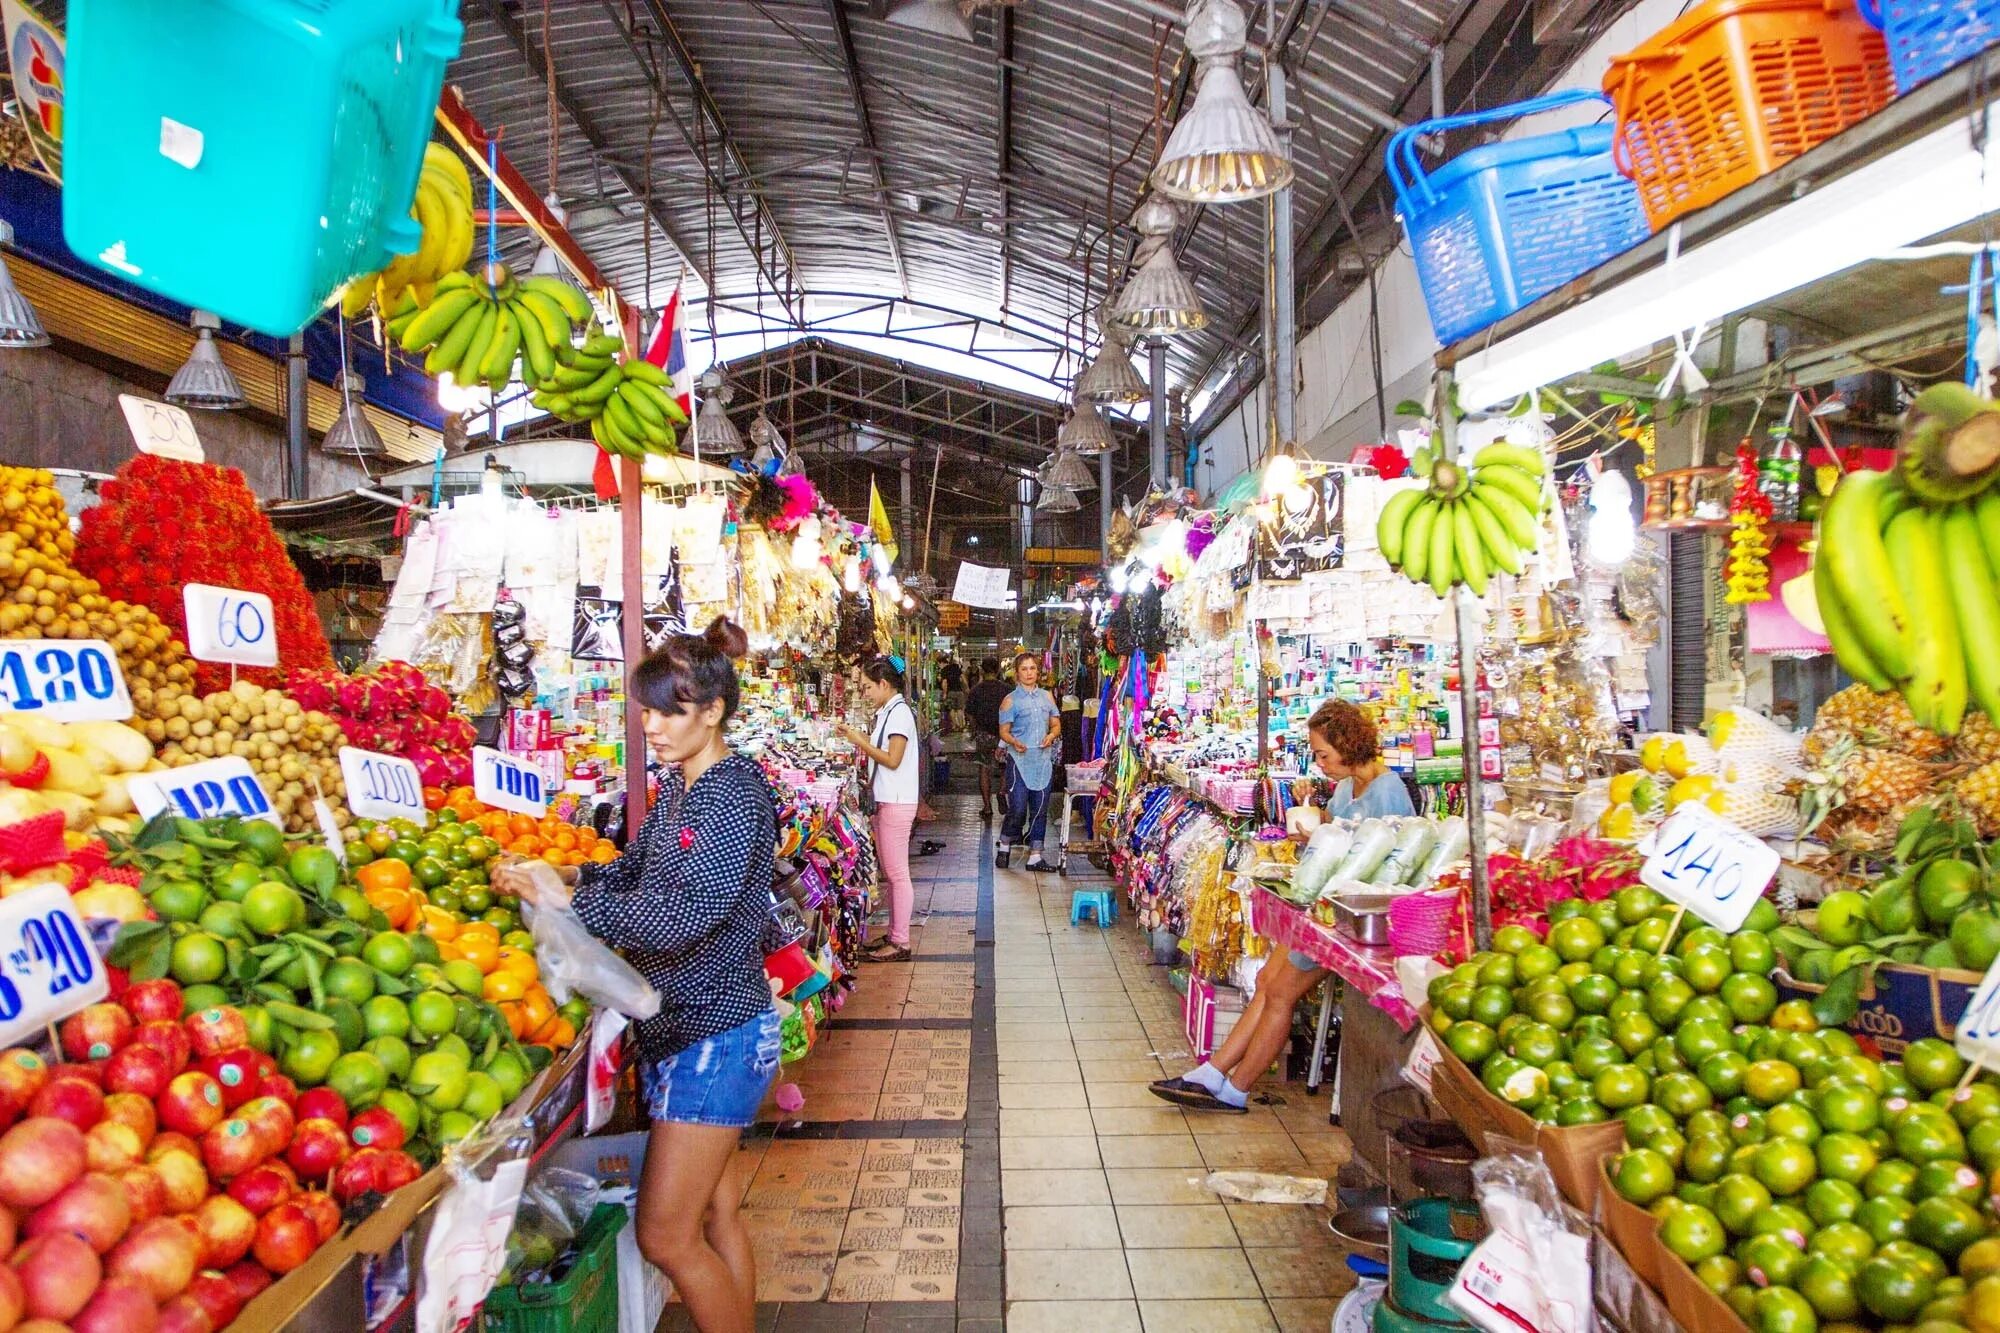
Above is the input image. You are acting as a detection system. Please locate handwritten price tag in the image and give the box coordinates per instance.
[473,746,547,816]
[182,584,277,668]
[0,885,109,1048]
[1958,960,2000,1068]
[339,747,425,822]
[0,641,132,721]
[117,394,204,463]
[127,756,280,827]
[1638,804,1779,932]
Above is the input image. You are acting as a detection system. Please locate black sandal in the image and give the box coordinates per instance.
[860,941,912,963]
[915,839,945,857]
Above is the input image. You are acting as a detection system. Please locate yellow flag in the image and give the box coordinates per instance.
[868,479,899,566]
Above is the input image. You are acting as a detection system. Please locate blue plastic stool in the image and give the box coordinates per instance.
[1070,889,1116,928]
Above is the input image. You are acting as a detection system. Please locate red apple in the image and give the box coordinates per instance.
[31,1076,104,1131]
[28,1172,133,1253]
[155,1075,223,1138]
[0,1050,49,1114]
[132,1023,191,1076]
[224,1164,291,1217]
[191,1197,254,1270]
[250,1204,317,1274]
[294,1191,340,1246]
[195,1053,257,1112]
[102,1046,171,1101]
[59,1063,104,1087]
[219,1261,270,1307]
[0,1118,88,1209]
[105,1217,200,1303]
[251,1074,297,1110]
[284,1120,348,1183]
[346,1107,404,1153]
[116,1166,166,1225]
[294,1089,346,1129]
[102,1093,156,1147]
[147,1152,205,1216]
[236,1098,293,1159]
[146,1132,198,1163]
[73,1277,158,1333]
[154,1294,211,1333]
[10,1232,102,1321]
[183,1271,238,1332]
[328,1149,382,1204]
[181,1010,246,1062]
[198,1120,264,1182]
[0,1265,22,1333]
[85,1121,143,1174]
[120,980,183,1026]
[61,1006,135,1064]
[373,1151,422,1193]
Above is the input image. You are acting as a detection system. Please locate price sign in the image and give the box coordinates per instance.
[117,394,203,463]
[127,756,280,827]
[0,885,109,1049]
[340,747,425,821]
[181,584,277,668]
[0,640,132,721]
[1638,803,1779,932]
[473,746,547,816]
[1957,961,2000,1068]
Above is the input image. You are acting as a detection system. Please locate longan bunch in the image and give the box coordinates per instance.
[147,678,351,831]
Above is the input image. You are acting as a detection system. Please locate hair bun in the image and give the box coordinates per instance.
[705,617,749,659]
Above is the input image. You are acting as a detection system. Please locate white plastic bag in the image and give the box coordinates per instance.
[417,1118,533,1333]
[586,1012,629,1134]
[617,1218,670,1333]
[1447,1138,1591,1333]
[523,895,661,1019]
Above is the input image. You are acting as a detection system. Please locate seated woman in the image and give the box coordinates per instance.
[1151,700,1415,1113]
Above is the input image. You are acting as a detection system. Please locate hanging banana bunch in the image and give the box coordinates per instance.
[339,144,477,319]
[1376,443,1549,596]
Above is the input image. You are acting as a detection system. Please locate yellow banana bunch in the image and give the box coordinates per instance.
[1375,443,1548,597]
[391,266,597,395]
[340,143,478,320]
[529,339,688,459]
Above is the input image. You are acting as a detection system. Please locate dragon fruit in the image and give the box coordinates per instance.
[417,685,452,718]
[407,744,451,788]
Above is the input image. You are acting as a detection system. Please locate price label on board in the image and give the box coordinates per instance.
[0,885,109,1049]
[1638,803,1779,932]
[1957,961,2000,1068]
[117,394,203,463]
[181,584,277,668]
[127,756,279,827]
[472,746,547,816]
[0,640,132,721]
[339,747,425,822]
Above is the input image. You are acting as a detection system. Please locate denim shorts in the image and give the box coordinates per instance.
[638,1010,782,1129]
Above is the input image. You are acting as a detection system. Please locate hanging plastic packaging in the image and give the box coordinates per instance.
[1415,817,1471,885]
[514,863,660,1019]
[1292,823,1355,898]
[1332,819,1398,883]
[1372,820,1438,886]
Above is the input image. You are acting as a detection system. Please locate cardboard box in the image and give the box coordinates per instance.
[1595,1156,1751,1333]
[1427,1035,1625,1212]
[1774,962,1979,1055]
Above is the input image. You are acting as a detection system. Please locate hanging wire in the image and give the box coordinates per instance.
[543,0,559,196]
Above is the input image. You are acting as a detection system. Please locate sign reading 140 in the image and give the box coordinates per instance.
[473,746,547,816]
[182,584,277,668]
[1638,804,1780,933]
[0,641,132,721]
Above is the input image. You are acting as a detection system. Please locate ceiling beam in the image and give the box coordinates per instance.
[823,0,911,299]
[997,5,1016,317]
[472,0,705,292]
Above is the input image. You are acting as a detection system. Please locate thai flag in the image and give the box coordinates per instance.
[643,283,694,422]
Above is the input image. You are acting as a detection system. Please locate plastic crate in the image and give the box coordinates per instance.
[481,1202,627,1333]
[1857,0,2000,90]
[1605,0,1893,231]
[62,0,462,336]
[1388,89,1649,346]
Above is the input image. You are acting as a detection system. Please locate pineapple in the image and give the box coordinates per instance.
[1954,711,2000,765]
[1843,748,1936,814]
[1808,685,1950,761]
[1958,758,2000,834]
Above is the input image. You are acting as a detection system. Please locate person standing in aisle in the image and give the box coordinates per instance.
[997,650,1062,872]
[1150,700,1414,1112]
[839,657,920,963]
[493,618,775,1333]
[939,654,966,728]
[965,657,1012,822]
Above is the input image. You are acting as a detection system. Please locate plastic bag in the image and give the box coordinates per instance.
[1292,823,1354,898]
[519,871,661,1019]
[1447,1137,1591,1333]
[522,1168,600,1237]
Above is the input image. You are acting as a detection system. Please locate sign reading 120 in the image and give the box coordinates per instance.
[0,641,132,720]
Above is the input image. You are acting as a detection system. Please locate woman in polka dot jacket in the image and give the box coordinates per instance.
[496,617,776,1333]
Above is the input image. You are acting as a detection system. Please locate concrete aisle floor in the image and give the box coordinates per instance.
[667,796,1359,1332]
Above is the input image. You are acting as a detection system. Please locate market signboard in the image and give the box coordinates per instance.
[473,745,548,816]
[938,601,969,632]
[127,755,280,826]
[339,746,426,822]
[0,884,108,1050]
[0,1,62,181]
[1637,803,1777,932]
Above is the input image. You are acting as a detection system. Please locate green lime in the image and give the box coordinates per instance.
[1918,859,1981,928]
[1969,1118,2000,1172]
[214,860,263,901]
[1952,908,2000,971]
[362,931,415,977]
[484,1050,530,1104]
[1701,1052,1750,1101]
[1732,932,1776,976]
[327,1051,389,1108]
[242,881,303,936]
[1894,1104,1968,1164]
[1817,890,1871,946]
[1657,1072,1716,1119]
[1867,1158,1921,1199]
[151,878,208,923]
[1723,973,1781,1025]
[240,1004,273,1053]
[324,998,365,1053]
[1715,1174,1774,1234]
[1768,1102,1823,1145]
[1904,1040,1968,1094]
[1858,1254,1937,1322]
[1493,924,1539,955]
[1913,1159,1985,1203]
[1595,1065,1651,1111]
[1615,885,1664,924]
[1677,1020,1734,1067]
[1746,1060,1804,1106]
[408,990,457,1039]
[231,819,285,863]
[180,982,228,1014]
[1960,1237,2000,1281]
[410,1050,469,1111]
[1695,1255,1742,1297]
[1660,1203,1728,1263]
[1755,1138,1819,1196]
[169,932,227,984]
[1909,1195,1986,1259]
[435,1109,478,1144]
[1740,1232,1808,1288]
[1556,1097,1609,1125]
[332,887,374,924]
[1817,1132,1880,1185]
[1571,1039,1625,1079]
[1444,1021,1496,1066]
[1820,1085,1882,1135]
[363,996,411,1041]
[1615,1148,1677,1205]
[365,1035,413,1081]
[1569,973,1618,1016]
[441,959,485,997]
[1548,917,1606,963]
[1796,1256,1861,1321]
[1611,1013,1661,1057]
[282,1029,341,1085]
[1858,1195,1916,1245]
[1949,1082,2000,1130]
[1750,1202,1817,1244]
[1685,1134,1734,1184]
[1805,1177,1865,1227]
[1809,1220,1877,1265]
[1682,947,1734,995]
[324,959,378,1005]
[459,1071,503,1122]
[198,901,246,940]
[1523,990,1575,1031]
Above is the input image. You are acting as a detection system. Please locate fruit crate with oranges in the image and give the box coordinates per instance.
[1772,961,1979,1056]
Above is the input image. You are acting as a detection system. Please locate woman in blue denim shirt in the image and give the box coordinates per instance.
[496,618,776,1333]
[996,651,1062,871]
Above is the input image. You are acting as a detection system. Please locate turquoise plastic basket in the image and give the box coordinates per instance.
[61,0,462,336]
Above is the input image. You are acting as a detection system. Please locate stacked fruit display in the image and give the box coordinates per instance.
[0,468,193,725]
[142,681,349,835]
[1595,710,1805,842]
[285,662,476,790]
[0,714,161,836]
[1814,384,2000,736]
[74,456,333,695]
[339,143,478,320]
[1376,443,1551,596]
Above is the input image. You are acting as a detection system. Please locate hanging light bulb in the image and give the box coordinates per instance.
[843,557,863,594]
[1153,0,1293,204]
[0,222,48,349]
[1046,448,1098,492]
[1058,398,1114,456]
[323,371,386,456]
[166,310,246,410]
[1588,467,1637,567]
[1261,444,1299,499]
[436,372,489,415]
[695,369,745,455]
[1109,196,1207,337]
[1076,331,1148,404]
[749,411,788,470]
[901,594,916,611]
[530,195,568,278]
[885,0,973,39]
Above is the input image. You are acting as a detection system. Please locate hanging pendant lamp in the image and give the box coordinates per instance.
[0,222,48,349]
[885,0,974,40]
[1037,481,1081,513]
[1076,327,1148,405]
[1046,448,1098,492]
[1058,398,1115,456]
[166,310,246,410]
[1152,0,1293,204]
[1109,196,1206,338]
[695,369,744,455]
[323,371,386,456]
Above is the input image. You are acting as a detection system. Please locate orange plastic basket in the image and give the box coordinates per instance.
[1604,0,1894,231]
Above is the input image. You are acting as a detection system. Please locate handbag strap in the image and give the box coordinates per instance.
[865,697,912,792]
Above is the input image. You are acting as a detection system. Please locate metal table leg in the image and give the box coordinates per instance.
[1306,984,1335,1093]
[1055,793,1074,874]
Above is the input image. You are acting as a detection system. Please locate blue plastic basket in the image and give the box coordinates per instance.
[1388,91,1649,347]
[1856,0,2000,90]
[61,0,462,337]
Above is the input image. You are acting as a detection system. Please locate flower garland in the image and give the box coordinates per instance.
[75,456,333,692]
[1725,439,1773,605]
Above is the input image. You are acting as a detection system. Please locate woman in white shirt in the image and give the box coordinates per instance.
[837,657,919,962]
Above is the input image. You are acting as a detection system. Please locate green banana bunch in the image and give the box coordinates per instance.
[1376,442,1548,596]
[396,265,598,394]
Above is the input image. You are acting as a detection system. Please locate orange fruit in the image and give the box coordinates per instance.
[532,1015,576,1048]
[457,922,501,947]
[512,836,543,857]
[483,971,528,1002]
[365,885,415,929]
[418,906,460,941]
[552,830,578,851]
[588,844,616,865]
[541,849,565,868]
[434,939,463,962]
[457,937,500,974]
[508,813,536,837]
[494,947,537,980]
[518,989,555,1035]
[356,859,413,894]
[498,1002,529,1039]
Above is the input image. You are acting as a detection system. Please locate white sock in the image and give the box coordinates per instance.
[1216,1080,1249,1108]
[1185,1062,1226,1093]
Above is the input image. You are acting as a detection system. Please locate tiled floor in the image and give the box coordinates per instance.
[666,797,1359,1331]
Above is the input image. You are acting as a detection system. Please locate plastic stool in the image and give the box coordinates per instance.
[1070,889,1116,927]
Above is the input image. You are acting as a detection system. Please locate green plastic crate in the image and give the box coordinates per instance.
[481,1203,627,1333]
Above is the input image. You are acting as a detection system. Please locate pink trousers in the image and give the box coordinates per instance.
[873,802,919,947]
